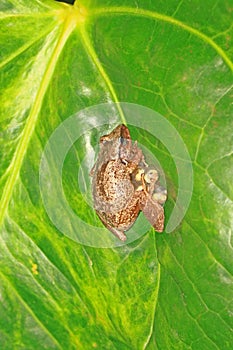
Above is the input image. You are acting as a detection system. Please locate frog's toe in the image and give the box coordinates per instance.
[110,227,127,241]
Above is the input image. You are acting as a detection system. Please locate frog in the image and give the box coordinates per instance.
[90,124,166,241]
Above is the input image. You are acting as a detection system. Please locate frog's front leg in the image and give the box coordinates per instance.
[144,169,159,195]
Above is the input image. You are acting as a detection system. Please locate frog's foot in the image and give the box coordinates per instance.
[108,227,127,241]
[152,186,167,205]
[144,169,159,187]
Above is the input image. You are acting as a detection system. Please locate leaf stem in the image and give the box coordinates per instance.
[79,24,127,125]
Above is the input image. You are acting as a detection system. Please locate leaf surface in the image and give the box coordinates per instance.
[0,0,232,349]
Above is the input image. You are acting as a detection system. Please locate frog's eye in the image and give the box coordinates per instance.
[120,137,130,147]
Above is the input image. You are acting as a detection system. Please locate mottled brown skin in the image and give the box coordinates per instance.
[90,124,166,241]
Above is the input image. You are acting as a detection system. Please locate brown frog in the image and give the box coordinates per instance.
[90,124,166,241]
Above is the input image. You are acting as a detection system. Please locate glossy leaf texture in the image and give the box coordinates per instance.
[0,0,233,349]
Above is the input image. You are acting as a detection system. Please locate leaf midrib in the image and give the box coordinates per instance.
[1,4,232,226]
[0,12,77,225]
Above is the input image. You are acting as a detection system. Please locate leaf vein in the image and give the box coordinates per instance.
[92,7,233,71]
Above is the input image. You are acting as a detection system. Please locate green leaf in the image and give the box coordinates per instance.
[0,0,232,349]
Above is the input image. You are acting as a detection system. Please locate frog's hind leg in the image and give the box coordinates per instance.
[108,226,127,241]
[96,211,127,241]
[140,196,164,232]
